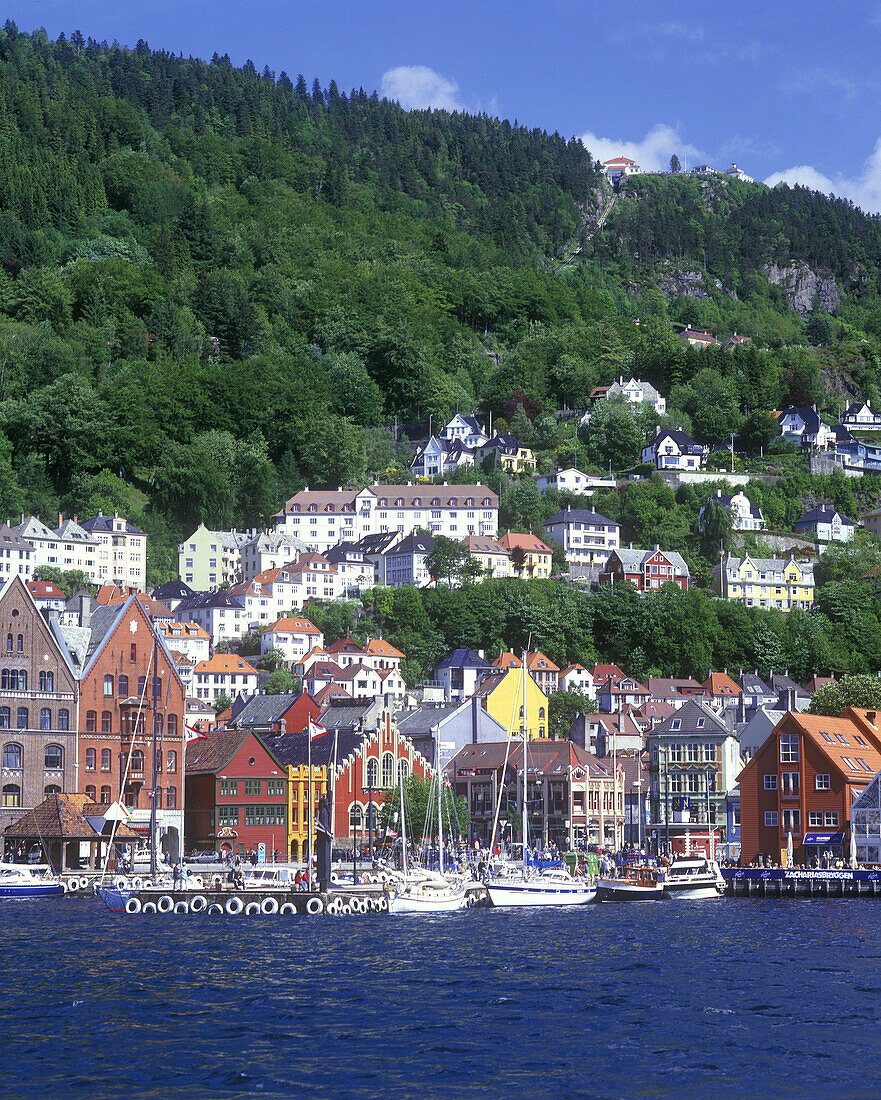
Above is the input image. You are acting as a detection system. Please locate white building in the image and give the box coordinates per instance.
[439,413,489,449]
[0,525,34,582]
[260,616,324,664]
[240,531,309,581]
[641,429,706,471]
[411,436,475,479]
[724,162,754,183]
[602,156,640,181]
[794,507,856,543]
[558,663,597,700]
[14,514,101,580]
[192,654,258,703]
[155,621,211,663]
[273,484,499,551]
[532,468,617,495]
[173,590,248,644]
[80,512,147,588]
[700,489,765,532]
[544,507,620,566]
[600,377,666,415]
[378,532,435,588]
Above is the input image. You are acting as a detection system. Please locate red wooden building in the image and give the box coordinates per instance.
[738,709,881,865]
[185,728,289,859]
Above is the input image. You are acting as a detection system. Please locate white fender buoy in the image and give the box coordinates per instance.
[125,897,142,914]
[261,896,279,915]
[341,902,351,915]
[67,877,79,892]
[378,895,388,911]
[114,876,128,890]
[280,902,296,915]
[225,896,244,915]
[190,894,208,913]
[244,901,261,915]
[306,896,323,915]
[79,877,90,891]
[131,876,143,890]
[207,903,224,915]
[173,900,189,914]
[157,894,174,913]
[141,901,157,913]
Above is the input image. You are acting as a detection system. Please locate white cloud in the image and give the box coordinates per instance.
[380,65,463,111]
[765,138,881,213]
[577,123,704,172]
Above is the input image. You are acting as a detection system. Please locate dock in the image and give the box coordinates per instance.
[723,867,881,898]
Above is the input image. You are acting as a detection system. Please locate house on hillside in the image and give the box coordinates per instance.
[641,429,706,471]
[599,546,689,591]
[411,436,475,479]
[699,489,765,532]
[602,156,640,181]
[843,401,881,429]
[794,506,856,543]
[544,507,620,567]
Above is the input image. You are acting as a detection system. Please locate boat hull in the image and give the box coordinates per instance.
[388,890,466,914]
[0,882,65,898]
[487,881,596,907]
[595,878,665,902]
[663,883,724,900]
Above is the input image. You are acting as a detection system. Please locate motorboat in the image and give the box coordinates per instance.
[0,864,64,898]
[596,864,665,902]
[662,856,725,900]
[486,868,596,907]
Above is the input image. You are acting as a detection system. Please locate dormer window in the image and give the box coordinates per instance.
[326,504,334,512]
[395,498,404,506]
[431,498,440,506]
[449,498,457,506]
[308,504,317,513]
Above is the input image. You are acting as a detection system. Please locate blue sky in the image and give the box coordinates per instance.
[8,0,881,208]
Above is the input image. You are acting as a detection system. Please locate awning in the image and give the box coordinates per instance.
[803,831,845,845]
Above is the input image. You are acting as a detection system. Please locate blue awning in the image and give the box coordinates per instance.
[802,831,845,845]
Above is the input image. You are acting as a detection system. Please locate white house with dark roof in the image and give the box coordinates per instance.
[532,468,617,495]
[379,531,435,587]
[240,531,309,581]
[544,507,620,566]
[79,512,146,588]
[440,413,489,449]
[411,435,475,479]
[604,376,666,415]
[699,489,765,532]
[777,406,850,449]
[641,429,706,471]
[794,506,856,543]
[842,401,881,428]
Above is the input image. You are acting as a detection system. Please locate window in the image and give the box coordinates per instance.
[670,719,681,731]
[398,759,409,782]
[130,643,137,664]
[101,748,111,771]
[854,734,869,747]
[167,750,177,774]
[167,715,177,737]
[85,748,96,770]
[166,787,176,809]
[266,780,285,796]
[16,707,27,729]
[2,783,20,806]
[5,634,10,652]
[824,811,839,827]
[104,675,114,696]
[764,811,778,827]
[349,805,364,831]
[366,759,378,788]
[0,708,9,730]
[131,750,145,773]
[2,742,21,768]
[857,758,875,773]
[382,753,394,787]
[780,734,799,762]
[16,634,22,652]
[809,811,823,827]
[782,809,800,829]
[764,774,778,790]
[835,734,849,746]
[781,772,799,795]
[85,784,96,801]
[138,676,146,697]
[243,779,261,797]
[219,780,238,797]
[86,710,97,732]
[100,785,111,803]
[669,744,683,763]
[118,675,128,697]
[44,744,62,769]
[38,708,51,732]
[686,743,701,763]
[815,774,830,790]
[102,711,111,733]
[58,709,69,732]
[39,671,54,692]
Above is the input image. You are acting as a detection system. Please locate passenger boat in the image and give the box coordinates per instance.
[662,856,725,900]
[0,864,65,898]
[595,864,665,902]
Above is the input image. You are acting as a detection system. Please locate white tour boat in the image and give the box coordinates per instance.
[595,864,665,902]
[0,863,65,898]
[662,856,725,900]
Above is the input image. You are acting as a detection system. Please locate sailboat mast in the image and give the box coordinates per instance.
[399,768,408,876]
[522,654,527,876]
[436,725,443,875]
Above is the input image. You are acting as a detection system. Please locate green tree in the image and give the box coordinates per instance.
[259,647,288,672]
[669,154,681,174]
[376,774,470,843]
[548,688,597,739]
[809,674,881,716]
[265,668,300,694]
[214,692,233,713]
[426,535,470,588]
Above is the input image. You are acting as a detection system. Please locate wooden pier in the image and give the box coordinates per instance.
[723,867,881,899]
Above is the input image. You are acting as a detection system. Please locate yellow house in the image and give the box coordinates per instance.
[475,436,536,473]
[499,532,553,578]
[713,554,815,611]
[473,667,550,738]
[287,763,327,861]
[461,535,513,578]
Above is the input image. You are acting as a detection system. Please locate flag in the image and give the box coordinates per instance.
[385,828,398,840]
[308,719,328,740]
[185,723,209,743]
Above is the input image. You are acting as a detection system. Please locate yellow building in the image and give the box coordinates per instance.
[461,535,513,578]
[713,554,815,611]
[287,763,327,862]
[473,666,550,738]
[499,532,553,578]
[863,507,881,538]
[475,436,536,473]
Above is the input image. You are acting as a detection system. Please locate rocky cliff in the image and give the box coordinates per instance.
[763,262,841,315]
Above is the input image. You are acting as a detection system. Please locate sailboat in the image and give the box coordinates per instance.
[387,736,466,914]
[486,654,596,908]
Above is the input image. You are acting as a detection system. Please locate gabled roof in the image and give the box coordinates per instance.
[386,531,435,555]
[650,698,730,736]
[702,672,741,697]
[27,581,66,599]
[265,617,322,636]
[152,580,194,602]
[193,654,258,676]
[498,532,551,553]
[365,638,405,659]
[312,683,353,705]
[228,692,311,729]
[80,511,145,536]
[606,547,689,574]
[646,428,703,453]
[435,648,492,671]
[2,793,140,839]
[795,506,856,527]
[592,663,625,685]
[545,508,619,527]
[176,590,245,612]
[186,728,255,773]
[526,650,559,673]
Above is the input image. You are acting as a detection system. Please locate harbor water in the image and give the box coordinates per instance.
[3,895,881,1097]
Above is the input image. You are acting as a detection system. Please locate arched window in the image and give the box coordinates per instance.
[44,744,62,769]
[382,753,394,787]
[137,676,146,697]
[154,788,163,809]
[118,675,128,697]
[2,742,21,768]
[539,707,546,720]
[44,784,60,795]
[366,758,378,788]
[40,708,51,731]
[349,804,364,831]
[86,711,96,732]
[398,759,409,782]
[136,713,145,735]
[2,784,20,807]
[16,707,27,730]
[131,749,145,773]
[154,714,163,736]
[5,634,11,652]
[84,785,96,801]
[0,708,9,730]
[103,675,113,696]
[58,709,69,731]
[101,711,112,733]
[15,670,25,691]
[100,749,111,771]
[38,670,54,692]
[100,785,111,803]
[85,748,96,770]
[16,634,22,652]
[167,750,177,774]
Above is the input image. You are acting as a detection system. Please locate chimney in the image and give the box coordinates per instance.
[58,512,63,528]
[738,693,746,724]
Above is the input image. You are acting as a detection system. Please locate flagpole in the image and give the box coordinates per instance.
[307,724,313,880]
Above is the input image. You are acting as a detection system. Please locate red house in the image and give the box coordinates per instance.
[738,709,881,865]
[227,691,320,736]
[599,547,690,592]
[185,728,289,859]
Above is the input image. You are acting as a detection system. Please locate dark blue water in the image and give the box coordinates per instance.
[2,896,880,1098]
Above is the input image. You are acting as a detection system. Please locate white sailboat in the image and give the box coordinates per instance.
[486,653,596,908]
[388,737,466,914]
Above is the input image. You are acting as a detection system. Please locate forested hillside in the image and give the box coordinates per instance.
[1,24,881,595]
